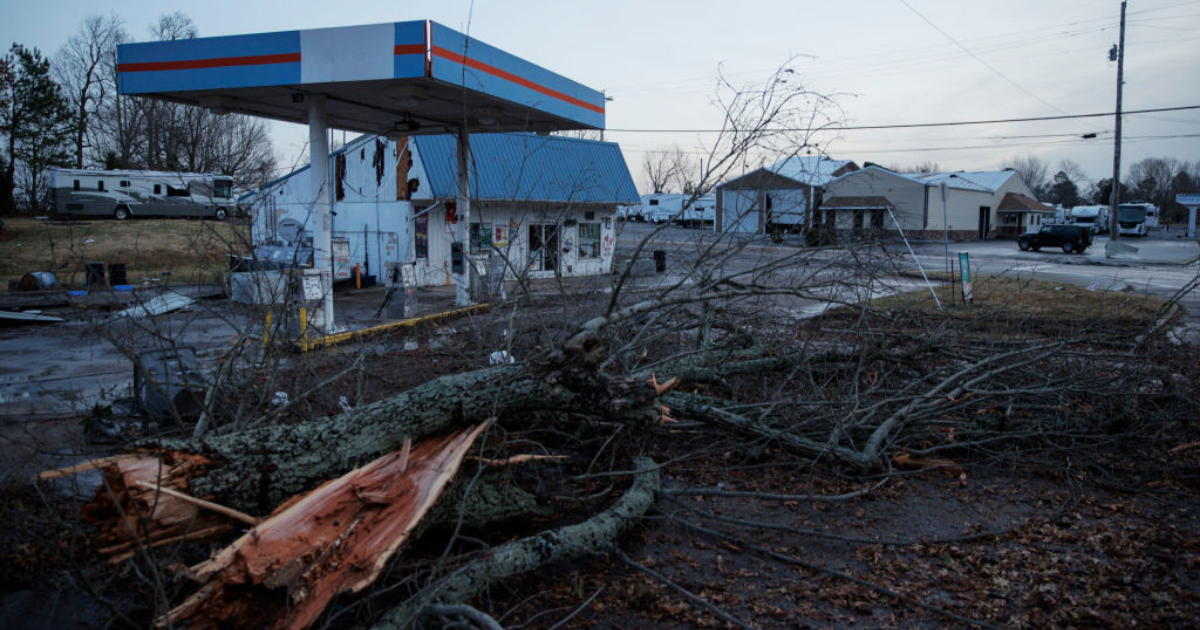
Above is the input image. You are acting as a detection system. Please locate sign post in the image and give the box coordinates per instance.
[1177,193,1200,239]
[958,251,973,305]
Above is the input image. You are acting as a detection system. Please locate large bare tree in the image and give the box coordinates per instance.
[1000,153,1050,198]
[54,14,123,169]
[80,12,276,187]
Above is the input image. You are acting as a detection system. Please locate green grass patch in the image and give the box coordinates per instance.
[0,216,250,288]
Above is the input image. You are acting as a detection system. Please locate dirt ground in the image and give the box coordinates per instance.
[472,438,1200,629]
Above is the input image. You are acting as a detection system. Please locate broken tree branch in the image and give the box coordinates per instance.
[371,456,661,630]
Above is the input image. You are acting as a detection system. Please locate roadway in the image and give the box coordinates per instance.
[615,221,1200,344]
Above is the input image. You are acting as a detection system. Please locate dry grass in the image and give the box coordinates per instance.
[0,216,250,287]
[865,274,1165,343]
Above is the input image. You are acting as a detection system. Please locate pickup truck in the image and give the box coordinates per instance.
[1017,224,1093,254]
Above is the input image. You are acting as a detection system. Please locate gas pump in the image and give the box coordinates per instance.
[378,261,417,319]
[289,267,326,340]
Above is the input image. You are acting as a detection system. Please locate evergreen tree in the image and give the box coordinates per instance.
[1,44,75,212]
[1046,170,1082,209]
[0,54,12,213]
[1092,178,1130,206]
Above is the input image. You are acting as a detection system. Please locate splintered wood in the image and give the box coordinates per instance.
[69,451,234,563]
[166,422,488,630]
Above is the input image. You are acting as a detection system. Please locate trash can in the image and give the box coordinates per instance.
[653,250,667,273]
[18,271,57,291]
[108,263,127,286]
[85,262,106,287]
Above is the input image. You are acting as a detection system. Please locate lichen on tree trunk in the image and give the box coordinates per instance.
[372,457,661,630]
[146,364,654,514]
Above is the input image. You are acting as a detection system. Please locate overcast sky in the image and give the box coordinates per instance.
[4,0,1198,191]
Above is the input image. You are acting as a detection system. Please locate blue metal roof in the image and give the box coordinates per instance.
[414,133,639,204]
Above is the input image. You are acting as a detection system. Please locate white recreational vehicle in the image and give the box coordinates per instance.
[1116,203,1159,237]
[48,167,235,220]
[1068,205,1109,234]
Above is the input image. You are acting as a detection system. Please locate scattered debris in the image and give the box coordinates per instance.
[271,391,290,406]
[134,348,208,420]
[114,291,196,319]
[489,350,515,365]
[0,310,65,325]
[338,395,353,413]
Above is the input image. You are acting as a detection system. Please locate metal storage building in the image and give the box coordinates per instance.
[715,156,859,233]
[820,166,1052,240]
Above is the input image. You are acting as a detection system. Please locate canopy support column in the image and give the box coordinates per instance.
[308,94,335,331]
[454,127,472,307]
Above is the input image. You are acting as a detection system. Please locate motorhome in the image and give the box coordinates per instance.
[1116,203,1159,237]
[49,167,235,220]
[1068,205,1109,234]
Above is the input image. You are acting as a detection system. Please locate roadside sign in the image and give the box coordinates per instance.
[959,252,973,304]
[1176,193,1200,205]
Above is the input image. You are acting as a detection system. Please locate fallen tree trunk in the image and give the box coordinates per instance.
[65,364,661,562]
[76,364,658,517]
[372,456,661,630]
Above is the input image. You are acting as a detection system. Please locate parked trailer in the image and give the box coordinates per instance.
[1068,205,1109,234]
[635,193,715,228]
[679,194,716,229]
[48,167,235,220]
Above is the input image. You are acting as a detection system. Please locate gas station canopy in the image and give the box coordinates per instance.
[117,20,605,136]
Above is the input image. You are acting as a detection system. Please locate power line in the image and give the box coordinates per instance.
[897,0,1076,117]
[605,104,1200,133]
[619,132,1197,157]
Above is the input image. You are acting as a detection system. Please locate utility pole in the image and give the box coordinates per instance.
[1108,1,1127,243]
[600,90,614,142]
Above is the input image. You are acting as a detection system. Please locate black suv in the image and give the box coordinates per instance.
[1017,224,1093,253]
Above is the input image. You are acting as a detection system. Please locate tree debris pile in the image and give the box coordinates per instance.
[16,253,1200,630]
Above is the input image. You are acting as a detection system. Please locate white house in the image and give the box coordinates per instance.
[820,166,1054,240]
[715,156,859,233]
[244,133,639,288]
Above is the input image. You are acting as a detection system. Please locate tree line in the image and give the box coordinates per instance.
[999,154,1199,223]
[0,12,276,214]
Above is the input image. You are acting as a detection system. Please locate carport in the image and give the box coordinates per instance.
[117,20,605,328]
